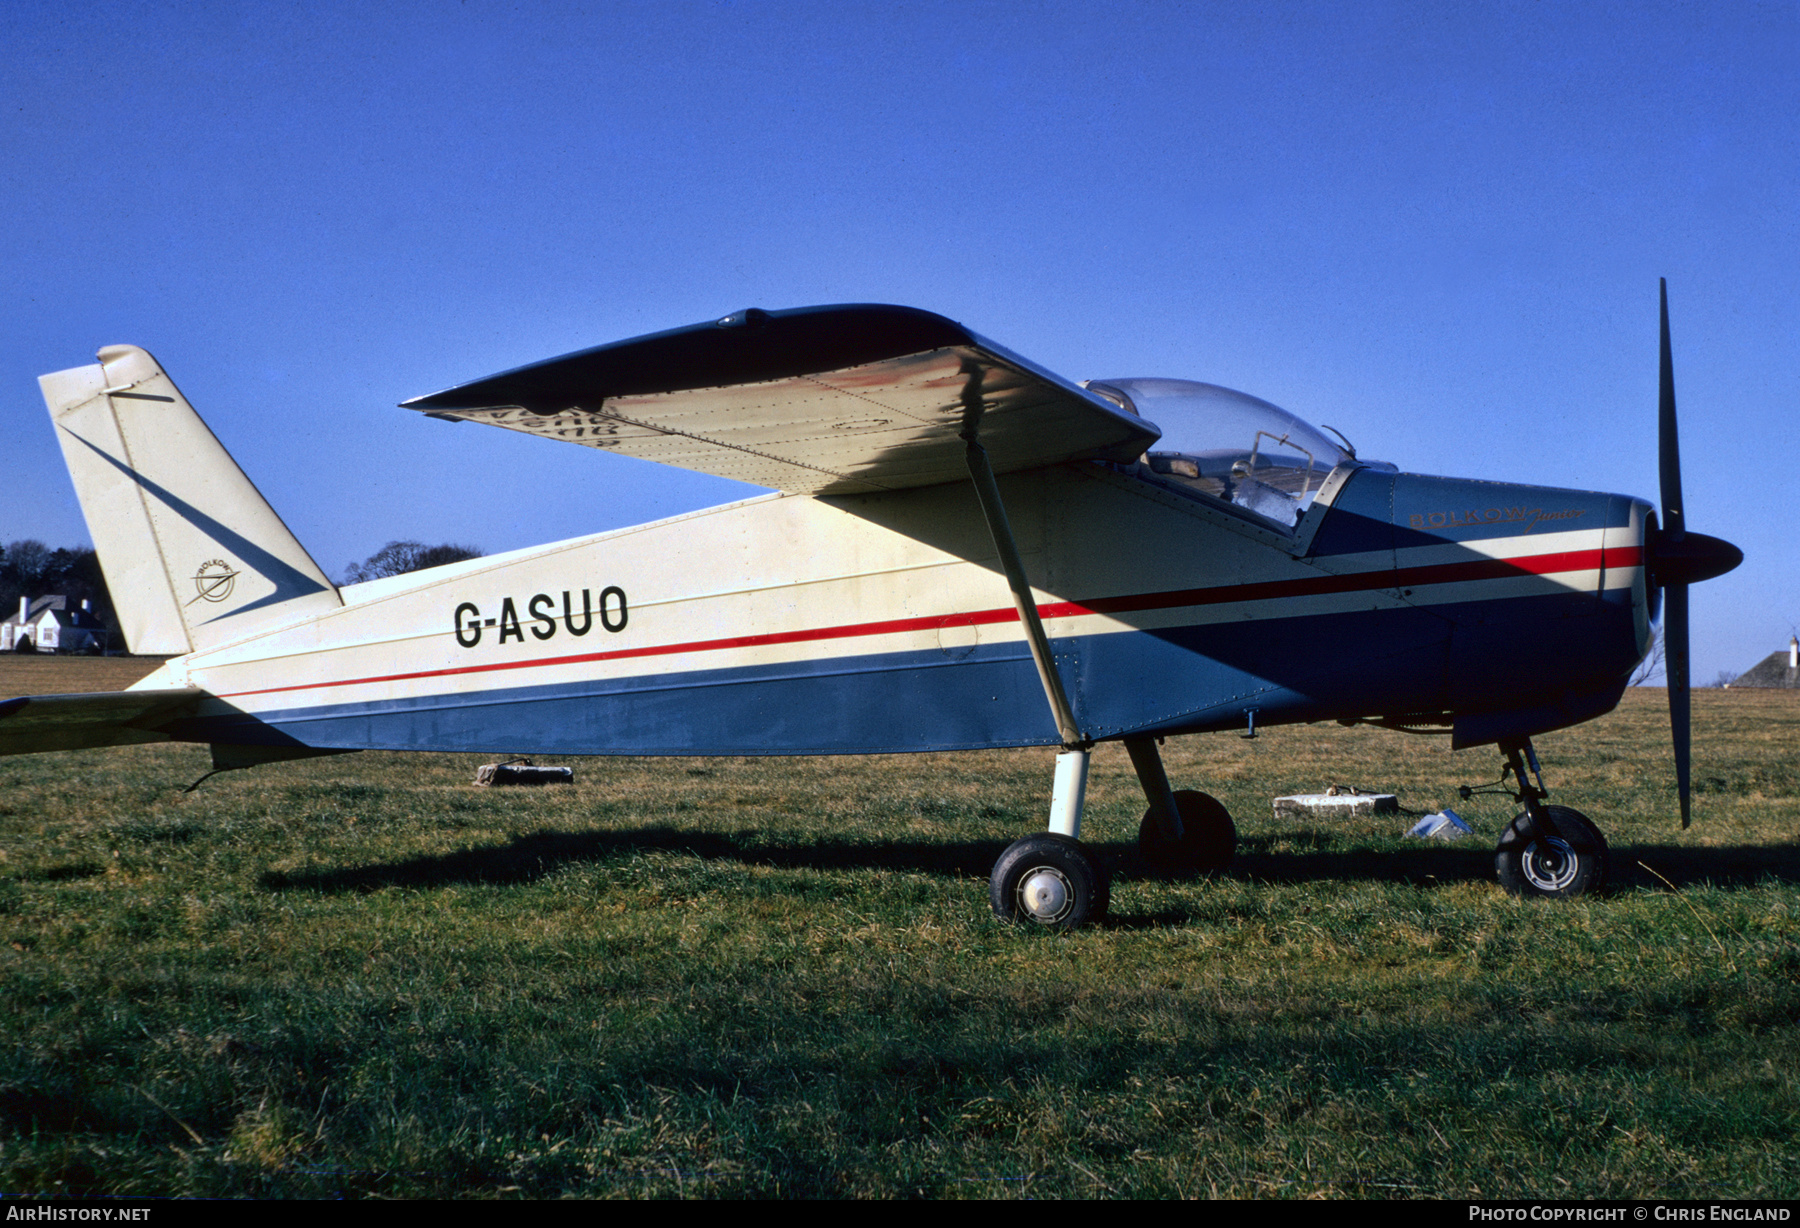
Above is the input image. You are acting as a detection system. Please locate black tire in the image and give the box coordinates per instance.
[989,833,1109,930]
[1138,789,1236,873]
[1495,806,1608,899]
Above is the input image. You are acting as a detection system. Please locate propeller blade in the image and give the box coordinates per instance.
[1665,580,1692,827]
[1650,280,1743,827]
[1659,278,1685,542]
[1648,280,1692,828]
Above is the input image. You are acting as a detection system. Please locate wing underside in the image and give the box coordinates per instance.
[402,306,1161,495]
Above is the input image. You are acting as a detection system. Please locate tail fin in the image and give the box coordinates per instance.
[39,345,341,655]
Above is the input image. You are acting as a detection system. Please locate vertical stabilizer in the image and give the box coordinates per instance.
[39,346,341,655]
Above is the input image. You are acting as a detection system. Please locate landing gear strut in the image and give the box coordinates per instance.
[987,738,1237,930]
[1127,736,1236,873]
[990,748,1109,929]
[1480,739,1610,899]
[966,425,1112,931]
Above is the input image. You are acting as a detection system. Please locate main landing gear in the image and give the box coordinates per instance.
[989,737,1237,930]
[990,832,1110,929]
[1471,738,1610,900]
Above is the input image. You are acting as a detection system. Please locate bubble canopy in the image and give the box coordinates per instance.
[1086,378,1352,529]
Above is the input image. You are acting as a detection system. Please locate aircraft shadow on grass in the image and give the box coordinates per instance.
[260,828,1800,917]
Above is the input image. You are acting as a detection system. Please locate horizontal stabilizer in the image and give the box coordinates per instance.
[403,304,1161,495]
[0,688,203,757]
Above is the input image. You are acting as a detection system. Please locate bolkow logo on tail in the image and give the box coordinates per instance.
[191,559,239,604]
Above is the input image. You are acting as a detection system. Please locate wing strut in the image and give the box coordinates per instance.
[958,388,1084,752]
[963,428,1092,839]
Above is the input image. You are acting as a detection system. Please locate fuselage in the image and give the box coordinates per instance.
[130,458,1653,758]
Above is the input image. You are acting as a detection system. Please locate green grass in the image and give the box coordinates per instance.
[1,661,1796,1197]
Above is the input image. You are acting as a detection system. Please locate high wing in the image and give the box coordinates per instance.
[401,304,1161,495]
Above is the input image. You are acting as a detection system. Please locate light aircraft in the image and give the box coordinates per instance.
[3,284,1742,929]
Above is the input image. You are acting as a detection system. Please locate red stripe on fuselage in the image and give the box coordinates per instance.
[219,545,1638,700]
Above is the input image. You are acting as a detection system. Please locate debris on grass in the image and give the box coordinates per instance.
[1408,809,1472,840]
[1274,789,1398,820]
[475,758,575,786]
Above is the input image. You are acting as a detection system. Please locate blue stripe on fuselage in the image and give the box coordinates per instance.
[210,583,1636,756]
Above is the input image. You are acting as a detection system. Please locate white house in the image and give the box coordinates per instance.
[1,596,109,654]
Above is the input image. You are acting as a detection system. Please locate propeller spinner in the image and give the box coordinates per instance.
[1645,279,1744,827]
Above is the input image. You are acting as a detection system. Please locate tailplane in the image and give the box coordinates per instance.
[39,346,341,655]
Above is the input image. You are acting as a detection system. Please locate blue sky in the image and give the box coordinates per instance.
[4,0,1794,684]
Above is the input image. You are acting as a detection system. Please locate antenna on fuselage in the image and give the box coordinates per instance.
[1319,424,1358,459]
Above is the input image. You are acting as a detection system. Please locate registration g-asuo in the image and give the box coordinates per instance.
[453,588,627,649]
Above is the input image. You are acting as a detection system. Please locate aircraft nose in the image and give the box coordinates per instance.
[1647,529,1743,588]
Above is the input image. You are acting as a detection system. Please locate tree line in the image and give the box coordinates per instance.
[1,540,113,627]
[338,541,483,584]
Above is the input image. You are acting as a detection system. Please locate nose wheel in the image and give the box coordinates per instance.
[1469,739,1611,900]
[1496,805,1609,899]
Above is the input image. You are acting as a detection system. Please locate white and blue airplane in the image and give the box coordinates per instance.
[2,285,1741,929]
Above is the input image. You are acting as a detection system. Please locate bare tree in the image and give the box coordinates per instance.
[341,541,484,585]
[2,539,51,589]
[1629,627,1666,687]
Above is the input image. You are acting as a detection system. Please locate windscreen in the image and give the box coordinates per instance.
[1088,378,1350,529]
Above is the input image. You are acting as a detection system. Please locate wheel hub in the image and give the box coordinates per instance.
[1018,867,1072,923]
[1521,837,1578,892]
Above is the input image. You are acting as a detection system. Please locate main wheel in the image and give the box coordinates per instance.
[989,833,1109,930]
[1495,806,1608,899]
[1138,790,1236,873]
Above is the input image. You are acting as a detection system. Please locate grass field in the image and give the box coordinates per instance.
[1,656,1796,1198]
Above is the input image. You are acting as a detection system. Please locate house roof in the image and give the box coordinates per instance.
[1728,652,1800,689]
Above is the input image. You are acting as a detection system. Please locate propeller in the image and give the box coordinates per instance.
[1646,279,1743,827]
